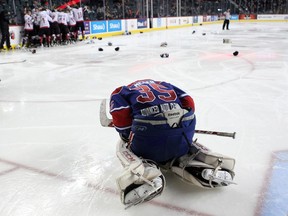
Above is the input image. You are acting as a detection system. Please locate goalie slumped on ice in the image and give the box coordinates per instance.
[108,79,236,208]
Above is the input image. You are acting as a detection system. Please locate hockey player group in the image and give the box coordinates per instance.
[22,4,85,48]
[105,79,236,208]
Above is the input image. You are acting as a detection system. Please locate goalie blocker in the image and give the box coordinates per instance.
[116,139,236,208]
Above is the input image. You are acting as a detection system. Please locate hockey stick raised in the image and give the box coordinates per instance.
[100,99,236,139]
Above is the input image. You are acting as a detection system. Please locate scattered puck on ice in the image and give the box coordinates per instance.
[160,53,169,58]
[192,30,196,34]
[98,37,102,40]
[233,51,239,56]
[92,36,97,39]
[202,33,206,36]
[115,47,120,51]
[140,31,143,34]
[108,42,112,46]
[200,23,203,26]
[31,49,36,54]
[98,48,103,51]
[223,39,231,43]
[160,42,168,47]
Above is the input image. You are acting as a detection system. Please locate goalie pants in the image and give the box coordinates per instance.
[129,110,196,163]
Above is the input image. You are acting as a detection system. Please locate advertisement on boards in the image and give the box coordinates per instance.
[211,15,218,21]
[108,20,122,32]
[239,14,256,20]
[230,14,239,20]
[84,21,90,34]
[157,18,162,28]
[137,18,148,29]
[90,21,107,34]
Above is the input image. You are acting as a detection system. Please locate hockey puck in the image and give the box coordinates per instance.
[223,39,231,43]
[115,47,120,51]
[233,51,239,56]
[98,48,103,51]
[31,49,36,54]
[108,42,112,46]
[202,33,206,36]
[192,30,196,34]
[98,37,102,40]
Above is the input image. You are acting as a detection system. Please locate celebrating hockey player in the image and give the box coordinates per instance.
[70,4,85,40]
[23,10,34,48]
[109,79,236,208]
[38,7,52,47]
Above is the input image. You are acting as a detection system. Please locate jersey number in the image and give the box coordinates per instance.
[132,83,177,103]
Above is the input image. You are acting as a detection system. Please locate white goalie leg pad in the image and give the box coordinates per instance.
[193,142,235,171]
[171,141,236,188]
[116,140,165,207]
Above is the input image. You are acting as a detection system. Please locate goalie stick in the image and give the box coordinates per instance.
[100,99,236,139]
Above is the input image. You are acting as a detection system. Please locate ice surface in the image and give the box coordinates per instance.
[1,22,288,216]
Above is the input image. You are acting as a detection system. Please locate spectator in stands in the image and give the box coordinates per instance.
[96,3,104,20]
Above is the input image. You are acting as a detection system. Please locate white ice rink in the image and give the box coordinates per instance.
[1,21,288,216]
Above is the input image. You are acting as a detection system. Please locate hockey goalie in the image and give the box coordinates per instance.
[108,79,236,208]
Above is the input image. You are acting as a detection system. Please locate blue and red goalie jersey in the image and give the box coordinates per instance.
[109,79,195,137]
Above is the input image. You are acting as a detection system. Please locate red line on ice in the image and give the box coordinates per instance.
[0,157,210,216]
[0,166,20,176]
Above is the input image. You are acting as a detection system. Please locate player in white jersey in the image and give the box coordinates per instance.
[49,9,61,45]
[38,8,52,47]
[23,10,34,47]
[68,10,77,42]
[58,10,70,44]
[32,7,40,37]
[71,4,85,40]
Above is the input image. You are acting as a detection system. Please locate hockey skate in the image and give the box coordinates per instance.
[124,176,164,209]
[201,169,236,186]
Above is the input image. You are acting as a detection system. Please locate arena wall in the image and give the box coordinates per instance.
[8,14,288,47]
